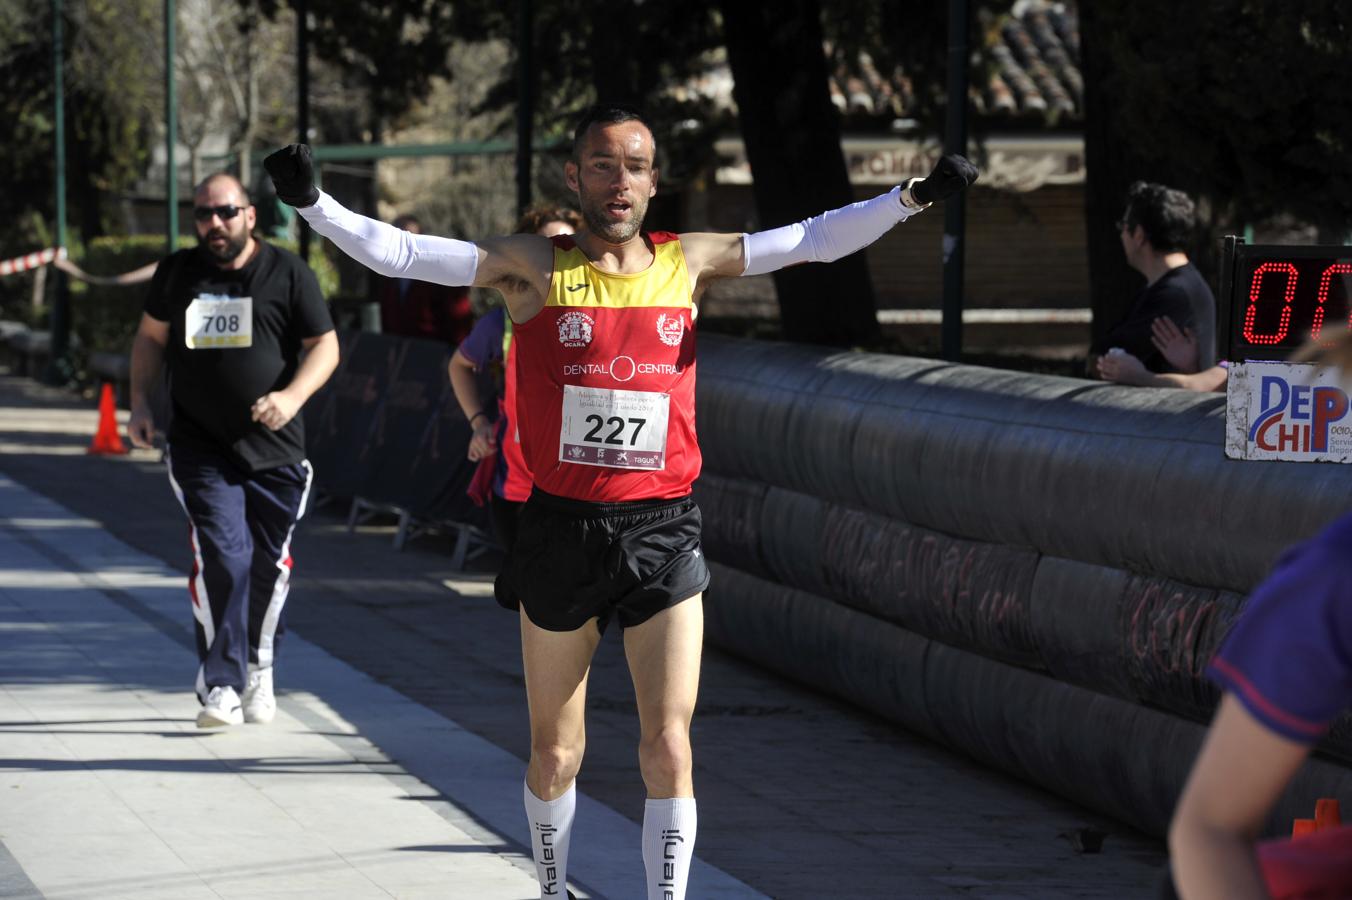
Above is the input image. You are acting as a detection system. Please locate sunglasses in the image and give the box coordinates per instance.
[193,204,248,222]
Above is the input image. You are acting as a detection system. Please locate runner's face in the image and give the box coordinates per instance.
[567,122,657,245]
[194,180,256,264]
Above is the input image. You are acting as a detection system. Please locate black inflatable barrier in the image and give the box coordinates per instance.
[698,474,1042,668]
[705,562,1352,839]
[702,560,939,744]
[819,501,1041,668]
[694,471,1352,763]
[757,488,830,595]
[1027,557,1237,722]
[697,336,1352,594]
[689,476,770,580]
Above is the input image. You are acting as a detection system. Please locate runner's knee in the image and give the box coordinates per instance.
[638,724,692,788]
[530,737,585,789]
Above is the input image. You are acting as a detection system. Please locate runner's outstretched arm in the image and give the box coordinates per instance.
[265,145,480,286]
[683,154,979,285]
[262,145,549,320]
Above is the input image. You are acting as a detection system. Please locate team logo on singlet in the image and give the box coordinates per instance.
[656,312,685,347]
[558,310,595,348]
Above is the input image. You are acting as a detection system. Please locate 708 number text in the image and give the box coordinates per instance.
[200,314,241,334]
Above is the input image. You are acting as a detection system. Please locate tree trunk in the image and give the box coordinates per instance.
[718,0,878,346]
[1078,5,1152,352]
[188,144,203,190]
[588,3,643,103]
[237,55,259,183]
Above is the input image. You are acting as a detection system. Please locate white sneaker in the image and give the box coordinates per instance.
[197,685,243,728]
[242,667,276,724]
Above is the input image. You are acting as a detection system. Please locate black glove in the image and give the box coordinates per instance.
[263,144,320,208]
[911,154,979,205]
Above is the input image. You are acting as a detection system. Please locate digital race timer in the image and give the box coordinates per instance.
[1219,236,1352,361]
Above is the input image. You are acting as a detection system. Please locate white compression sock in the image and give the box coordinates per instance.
[642,797,697,900]
[523,779,576,898]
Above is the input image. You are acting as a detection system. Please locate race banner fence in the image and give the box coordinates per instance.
[0,246,65,277]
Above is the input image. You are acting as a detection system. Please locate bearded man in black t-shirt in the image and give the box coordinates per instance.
[128,173,338,728]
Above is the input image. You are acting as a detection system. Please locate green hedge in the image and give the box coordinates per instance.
[69,235,340,360]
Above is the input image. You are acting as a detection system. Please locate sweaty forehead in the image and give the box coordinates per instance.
[581,122,655,160]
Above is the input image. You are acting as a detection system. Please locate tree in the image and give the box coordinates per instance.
[0,0,161,312]
[169,0,294,185]
[1077,3,1151,349]
[1079,1,1352,344]
[245,0,459,143]
[445,0,726,182]
[720,0,880,346]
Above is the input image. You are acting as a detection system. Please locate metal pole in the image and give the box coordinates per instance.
[515,0,534,216]
[297,0,311,262]
[53,0,66,252]
[940,0,970,362]
[47,0,70,383]
[165,0,177,252]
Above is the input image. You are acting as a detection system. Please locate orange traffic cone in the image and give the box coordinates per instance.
[1316,798,1342,831]
[88,382,128,455]
[1293,819,1318,838]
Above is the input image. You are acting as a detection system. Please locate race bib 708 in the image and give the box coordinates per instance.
[185,295,253,349]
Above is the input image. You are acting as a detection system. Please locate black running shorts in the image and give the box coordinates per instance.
[495,488,711,633]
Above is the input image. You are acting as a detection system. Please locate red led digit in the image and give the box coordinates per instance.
[1242,261,1298,345]
[1313,262,1352,342]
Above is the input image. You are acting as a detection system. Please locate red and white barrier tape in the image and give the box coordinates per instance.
[0,246,67,277]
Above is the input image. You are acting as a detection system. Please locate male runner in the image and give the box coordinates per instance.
[265,104,976,900]
[130,173,337,728]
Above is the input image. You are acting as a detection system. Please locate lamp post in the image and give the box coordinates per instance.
[165,0,177,252]
[940,0,970,362]
[297,0,311,262]
[45,0,71,385]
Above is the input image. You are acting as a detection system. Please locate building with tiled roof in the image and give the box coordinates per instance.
[691,1,1092,329]
[681,0,1083,125]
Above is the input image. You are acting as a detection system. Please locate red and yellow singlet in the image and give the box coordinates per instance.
[511,232,700,502]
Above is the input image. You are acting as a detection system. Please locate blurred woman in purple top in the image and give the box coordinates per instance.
[1169,330,1352,899]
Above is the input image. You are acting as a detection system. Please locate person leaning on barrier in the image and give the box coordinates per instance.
[448,205,581,560]
[264,104,977,900]
[1165,328,1352,899]
[127,172,339,729]
[1090,181,1217,378]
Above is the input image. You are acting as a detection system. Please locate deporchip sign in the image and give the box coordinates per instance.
[1225,361,1352,463]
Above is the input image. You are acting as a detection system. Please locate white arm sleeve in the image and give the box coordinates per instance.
[740,184,925,277]
[297,191,480,287]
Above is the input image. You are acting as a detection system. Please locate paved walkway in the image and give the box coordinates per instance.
[0,474,764,900]
[0,371,1168,898]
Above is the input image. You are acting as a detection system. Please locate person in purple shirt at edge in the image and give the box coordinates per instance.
[1168,329,1352,900]
[448,205,582,562]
